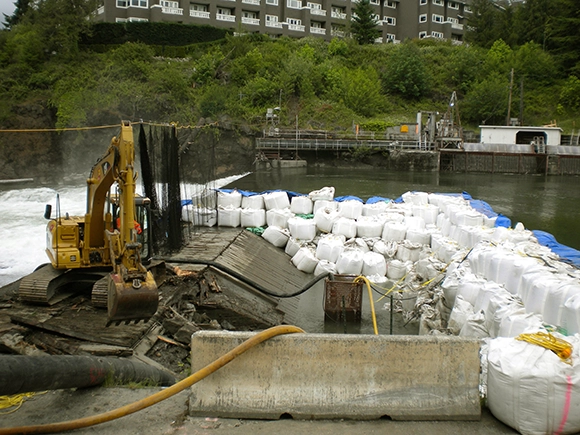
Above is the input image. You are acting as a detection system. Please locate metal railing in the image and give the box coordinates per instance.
[256,138,435,151]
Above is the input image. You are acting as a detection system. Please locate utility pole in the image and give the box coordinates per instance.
[506,68,514,126]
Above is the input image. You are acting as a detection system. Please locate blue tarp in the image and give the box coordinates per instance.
[533,230,580,267]
[334,195,363,203]
[366,196,391,204]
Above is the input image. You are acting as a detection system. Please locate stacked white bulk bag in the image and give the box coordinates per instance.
[356,215,385,238]
[266,208,293,228]
[217,205,241,227]
[313,199,337,214]
[285,237,306,257]
[362,251,387,277]
[314,259,337,276]
[241,193,264,209]
[309,186,335,201]
[372,239,397,259]
[183,206,217,227]
[291,246,319,273]
[240,208,266,228]
[563,294,580,335]
[497,309,545,337]
[217,190,242,208]
[362,201,389,216]
[336,248,364,275]
[263,191,290,210]
[316,234,345,263]
[448,295,474,335]
[314,207,340,233]
[262,226,289,248]
[290,195,314,215]
[332,217,357,239]
[338,199,363,220]
[396,240,421,262]
[487,335,580,435]
[402,191,429,205]
[287,217,316,241]
[406,228,431,246]
[412,204,439,225]
[387,259,407,279]
[382,221,407,241]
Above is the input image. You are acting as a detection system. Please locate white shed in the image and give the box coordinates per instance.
[479,125,562,146]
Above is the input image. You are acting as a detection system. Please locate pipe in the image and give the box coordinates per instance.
[0,355,176,396]
[0,325,305,435]
[165,258,331,298]
[354,275,378,335]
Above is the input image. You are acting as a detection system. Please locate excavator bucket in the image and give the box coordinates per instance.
[106,271,159,326]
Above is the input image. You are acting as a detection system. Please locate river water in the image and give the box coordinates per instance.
[1,168,579,334]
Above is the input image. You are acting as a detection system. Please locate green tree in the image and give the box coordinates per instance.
[465,0,504,48]
[350,0,380,45]
[2,0,30,29]
[549,0,580,75]
[462,72,509,125]
[381,43,429,99]
[513,0,553,47]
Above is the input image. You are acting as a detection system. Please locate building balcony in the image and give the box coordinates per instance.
[331,29,345,37]
[450,22,463,30]
[217,13,236,21]
[310,8,326,16]
[242,16,260,25]
[242,0,261,4]
[310,27,326,34]
[190,10,210,18]
[162,6,183,15]
[266,21,283,28]
[331,11,346,19]
[287,23,306,31]
[97,5,104,14]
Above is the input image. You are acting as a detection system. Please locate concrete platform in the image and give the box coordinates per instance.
[189,331,481,421]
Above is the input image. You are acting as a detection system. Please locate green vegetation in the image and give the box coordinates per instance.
[0,0,579,134]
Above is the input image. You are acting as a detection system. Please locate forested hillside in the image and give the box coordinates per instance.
[0,0,578,178]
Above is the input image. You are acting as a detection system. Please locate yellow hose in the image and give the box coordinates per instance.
[354,276,378,335]
[0,325,305,435]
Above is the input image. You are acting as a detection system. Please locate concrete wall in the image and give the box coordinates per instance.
[190,331,481,421]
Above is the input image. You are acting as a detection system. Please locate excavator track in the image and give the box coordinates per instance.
[18,264,68,305]
[91,277,109,308]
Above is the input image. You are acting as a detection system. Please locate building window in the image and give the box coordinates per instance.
[287,0,301,9]
[447,17,458,24]
[448,1,459,9]
[266,14,278,22]
[287,17,302,25]
[191,3,208,11]
[117,0,128,7]
[432,13,443,23]
[420,0,427,4]
[432,0,442,5]
[385,33,395,41]
[370,0,379,4]
[419,14,426,23]
[130,0,147,7]
[383,16,395,25]
[217,7,231,14]
[243,10,257,18]
[384,0,396,8]
[266,0,278,4]
[311,21,322,27]
[464,5,472,13]
[419,31,427,38]
[160,0,178,7]
[431,31,443,38]
[307,2,321,9]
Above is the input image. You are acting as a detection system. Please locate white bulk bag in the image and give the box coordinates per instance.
[456,274,487,306]
[217,190,242,208]
[372,239,397,259]
[362,202,389,216]
[183,206,217,227]
[290,195,314,215]
[412,204,439,225]
[316,234,346,263]
[562,293,580,335]
[401,191,429,205]
[314,259,337,276]
[263,191,290,210]
[217,205,241,227]
[362,251,387,277]
[356,215,385,238]
[387,259,407,280]
[395,240,421,262]
[338,199,363,220]
[240,208,266,228]
[266,208,293,228]
[313,199,337,214]
[241,194,264,209]
[406,228,431,245]
[487,335,580,435]
[261,226,289,248]
[404,215,426,230]
[287,217,317,241]
[448,295,474,335]
[497,308,545,338]
[336,248,364,275]
[382,221,407,241]
[332,217,357,239]
[308,186,335,201]
[314,207,340,233]
[291,247,319,273]
[285,237,304,258]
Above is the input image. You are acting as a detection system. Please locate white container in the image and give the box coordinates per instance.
[287,217,317,241]
[240,208,266,228]
[314,259,337,276]
[338,200,363,220]
[412,204,439,225]
[316,234,346,263]
[290,195,314,215]
[332,217,357,239]
[262,226,289,248]
[402,191,429,205]
[356,215,384,238]
[313,199,337,214]
[336,248,364,275]
[406,228,431,245]
[266,208,293,228]
[263,191,290,210]
[241,194,264,209]
[382,221,407,241]
[395,240,421,262]
[308,186,335,201]
[217,205,241,227]
[362,251,387,277]
[362,202,389,216]
[387,259,407,280]
[291,247,319,273]
[217,190,242,208]
[314,207,340,233]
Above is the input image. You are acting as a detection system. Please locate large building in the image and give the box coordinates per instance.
[96,0,472,44]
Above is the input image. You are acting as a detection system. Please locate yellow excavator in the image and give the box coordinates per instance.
[18,121,159,325]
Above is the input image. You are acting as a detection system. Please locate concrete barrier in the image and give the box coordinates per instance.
[189,331,481,420]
